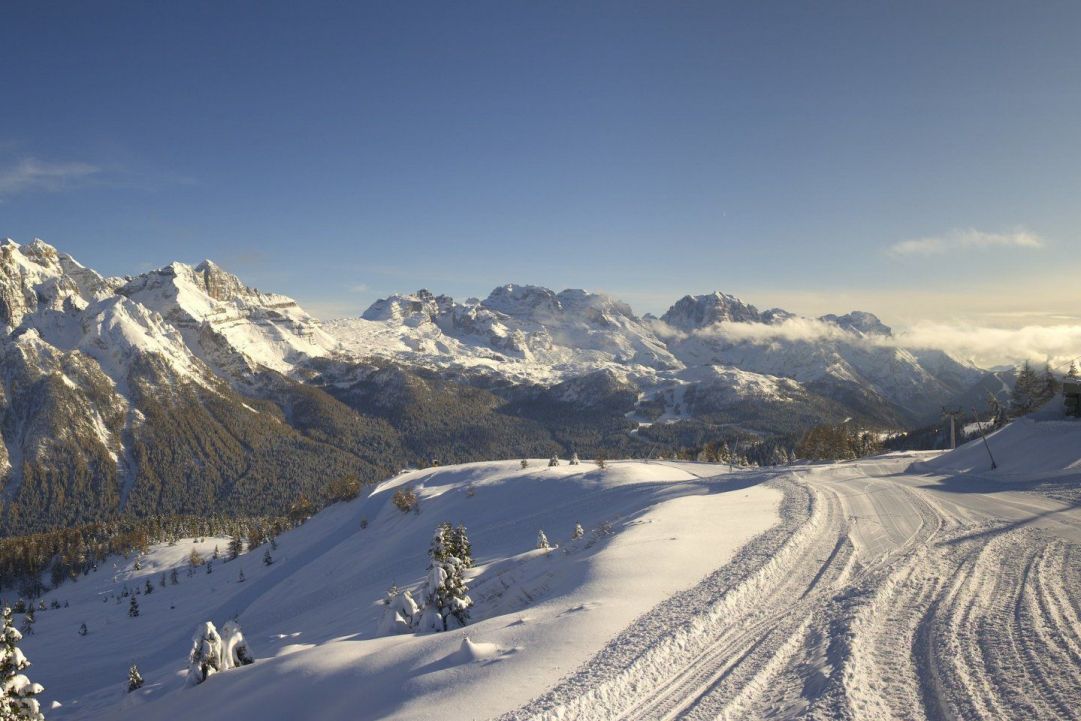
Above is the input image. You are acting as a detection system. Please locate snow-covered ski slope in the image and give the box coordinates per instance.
[24,415,1081,721]
[23,460,781,720]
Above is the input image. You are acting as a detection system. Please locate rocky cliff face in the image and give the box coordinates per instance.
[0,240,394,533]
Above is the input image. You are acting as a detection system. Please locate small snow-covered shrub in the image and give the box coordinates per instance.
[187,622,224,686]
[378,586,419,635]
[221,620,254,669]
[392,487,419,514]
[127,665,143,692]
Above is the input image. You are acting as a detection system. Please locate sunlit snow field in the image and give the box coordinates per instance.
[23,459,779,721]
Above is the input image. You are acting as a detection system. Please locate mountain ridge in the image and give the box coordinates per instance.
[332,282,986,427]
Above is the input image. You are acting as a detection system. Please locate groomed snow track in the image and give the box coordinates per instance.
[500,457,1081,721]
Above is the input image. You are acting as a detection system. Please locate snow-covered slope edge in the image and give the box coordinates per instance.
[909,396,1081,501]
[23,460,780,721]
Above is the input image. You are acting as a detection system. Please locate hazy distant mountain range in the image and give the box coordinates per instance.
[0,239,1007,533]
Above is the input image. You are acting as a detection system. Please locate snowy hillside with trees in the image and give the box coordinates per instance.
[13,460,780,721]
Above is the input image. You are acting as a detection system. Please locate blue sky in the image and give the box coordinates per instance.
[1,1,1079,326]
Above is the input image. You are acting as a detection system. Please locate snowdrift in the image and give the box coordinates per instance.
[21,460,780,721]
[910,398,1081,501]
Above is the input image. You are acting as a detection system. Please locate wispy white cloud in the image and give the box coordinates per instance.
[666,315,1081,370]
[892,322,1081,369]
[0,157,102,197]
[888,227,1044,257]
[692,316,856,345]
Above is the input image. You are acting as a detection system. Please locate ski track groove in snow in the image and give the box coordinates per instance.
[498,475,818,721]
[498,458,1081,721]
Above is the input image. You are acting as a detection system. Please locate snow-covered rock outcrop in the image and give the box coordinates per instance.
[119,259,339,376]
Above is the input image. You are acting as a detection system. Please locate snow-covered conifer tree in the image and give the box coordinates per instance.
[263,549,273,566]
[128,597,139,618]
[187,622,224,686]
[127,665,143,692]
[1012,361,1040,415]
[419,524,473,632]
[1040,362,1060,405]
[144,579,154,595]
[220,620,254,669]
[569,452,580,465]
[537,530,551,550]
[572,522,584,540]
[0,607,44,721]
[520,459,529,469]
[227,536,243,561]
[548,455,560,467]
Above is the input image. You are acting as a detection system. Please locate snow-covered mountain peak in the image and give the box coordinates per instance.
[478,284,637,326]
[22,237,62,264]
[120,259,338,375]
[1,238,78,328]
[819,310,892,337]
[149,259,257,306]
[361,289,452,323]
[190,259,257,303]
[660,291,765,331]
[481,283,564,317]
[337,283,682,381]
[1,241,337,386]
